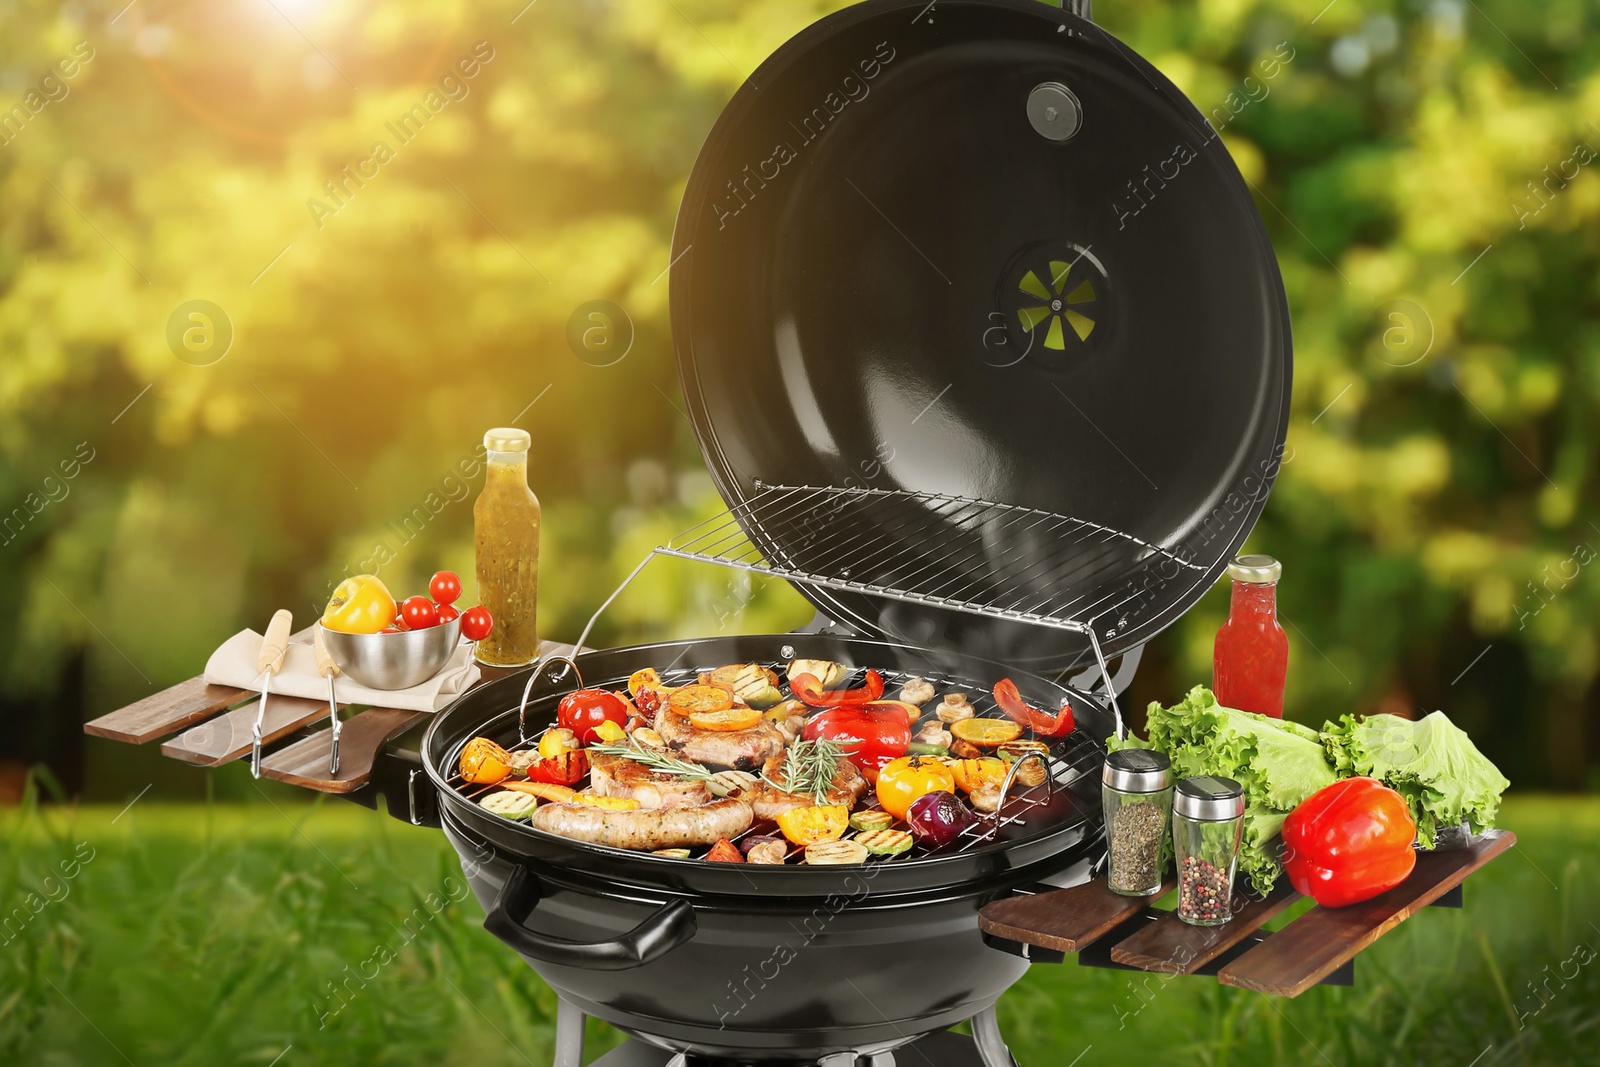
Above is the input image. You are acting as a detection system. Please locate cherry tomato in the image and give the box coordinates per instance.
[459,605,493,642]
[557,688,630,745]
[429,570,463,606]
[436,603,461,623]
[527,749,588,787]
[400,595,440,630]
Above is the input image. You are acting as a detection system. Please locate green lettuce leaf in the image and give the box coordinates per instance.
[1319,711,1509,847]
[1108,686,1337,894]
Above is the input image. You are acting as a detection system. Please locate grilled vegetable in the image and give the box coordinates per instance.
[705,837,745,863]
[705,663,785,709]
[800,703,910,782]
[805,839,869,865]
[746,839,789,864]
[1283,777,1418,908]
[527,749,589,787]
[848,809,895,833]
[631,727,665,748]
[907,741,950,757]
[688,706,763,732]
[935,693,975,724]
[948,739,984,759]
[776,804,850,846]
[998,740,1050,787]
[992,678,1075,738]
[906,790,978,849]
[652,848,692,859]
[591,719,628,744]
[857,827,914,856]
[792,670,886,708]
[498,780,577,803]
[460,738,513,784]
[480,791,538,819]
[539,727,580,759]
[668,684,734,716]
[557,689,631,745]
[739,833,787,855]
[950,717,1024,748]
[950,757,1008,794]
[899,677,937,705]
[571,794,641,811]
[787,659,848,689]
[708,769,759,797]
[860,699,919,724]
[506,748,539,776]
[876,755,957,820]
[629,668,667,717]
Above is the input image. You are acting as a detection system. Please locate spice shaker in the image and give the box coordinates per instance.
[1173,776,1246,926]
[1101,749,1173,897]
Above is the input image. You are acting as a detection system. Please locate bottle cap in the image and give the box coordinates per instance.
[1226,554,1282,584]
[1174,776,1246,821]
[484,427,531,453]
[1102,748,1171,794]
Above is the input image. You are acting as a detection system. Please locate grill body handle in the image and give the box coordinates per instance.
[483,866,697,971]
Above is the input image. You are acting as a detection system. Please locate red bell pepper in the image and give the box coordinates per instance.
[527,749,588,787]
[992,679,1075,738]
[1282,777,1417,908]
[791,669,885,708]
[800,703,909,782]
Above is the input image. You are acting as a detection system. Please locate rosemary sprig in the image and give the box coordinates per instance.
[762,735,856,804]
[587,737,719,783]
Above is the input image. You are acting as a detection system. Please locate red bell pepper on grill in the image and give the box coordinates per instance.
[801,703,909,782]
[1282,777,1417,908]
[992,679,1075,738]
[526,748,588,787]
[791,669,885,708]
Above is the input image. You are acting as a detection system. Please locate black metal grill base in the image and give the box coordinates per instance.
[590,1030,997,1067]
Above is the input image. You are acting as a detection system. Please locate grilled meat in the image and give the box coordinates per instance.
[655,706,786,769]
[588,752,713,809]
[744,753,868,821]
[528,797,754,851]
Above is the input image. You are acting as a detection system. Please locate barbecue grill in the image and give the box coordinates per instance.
[414,0,1291,1060]
[87,0,1306,1063]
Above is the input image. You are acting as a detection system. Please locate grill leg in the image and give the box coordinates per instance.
[970,1006,1020,1067]
[554,998,585,1067]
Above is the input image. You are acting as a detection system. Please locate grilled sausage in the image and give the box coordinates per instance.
[528,797,754,851]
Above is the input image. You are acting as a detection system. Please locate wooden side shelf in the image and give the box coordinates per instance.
[83,640,576,793]
[83,677,251,744]
[260,708,427,793]
[978,829,1515,997]
[160,695,332,766]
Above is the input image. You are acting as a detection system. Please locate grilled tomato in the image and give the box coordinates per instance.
[557,688,630,744]
[460,737,513,784]
[875,755,957,820]
[775,804,850,846]
[527,749,589,787]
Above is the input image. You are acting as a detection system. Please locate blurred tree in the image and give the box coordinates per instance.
[0,0,1595,797]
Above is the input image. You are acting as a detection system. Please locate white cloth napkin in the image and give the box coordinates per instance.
[203,629,481,712]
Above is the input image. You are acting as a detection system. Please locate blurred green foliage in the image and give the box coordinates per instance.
[0,0,1596,797]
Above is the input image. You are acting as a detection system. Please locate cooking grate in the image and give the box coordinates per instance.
[574,484,1207,733]
[449,662,1101,865]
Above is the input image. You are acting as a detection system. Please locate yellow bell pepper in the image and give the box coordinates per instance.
[321,574,397,634]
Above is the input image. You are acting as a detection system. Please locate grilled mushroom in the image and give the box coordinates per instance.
[935,693,974,724]
[899,677,937,705]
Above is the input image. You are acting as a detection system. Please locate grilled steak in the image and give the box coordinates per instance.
[589,751,713,809]
[744,754,868,821]
[528,797,754,850]
[655,707,786,769]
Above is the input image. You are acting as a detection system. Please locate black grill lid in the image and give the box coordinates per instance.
[670,0,1291,673]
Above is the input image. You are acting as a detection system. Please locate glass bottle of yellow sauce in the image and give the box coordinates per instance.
[473,428,541,666]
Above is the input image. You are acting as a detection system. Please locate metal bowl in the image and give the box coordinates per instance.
[318,618,463,690]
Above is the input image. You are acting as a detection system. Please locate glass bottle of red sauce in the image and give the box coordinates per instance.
[1212,555,1289,718]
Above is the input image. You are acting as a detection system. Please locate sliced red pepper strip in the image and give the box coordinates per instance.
[992,678,1075,738]
[791,669,886,708]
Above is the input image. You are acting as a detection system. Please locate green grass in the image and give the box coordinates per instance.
[2,791,1596,1067]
